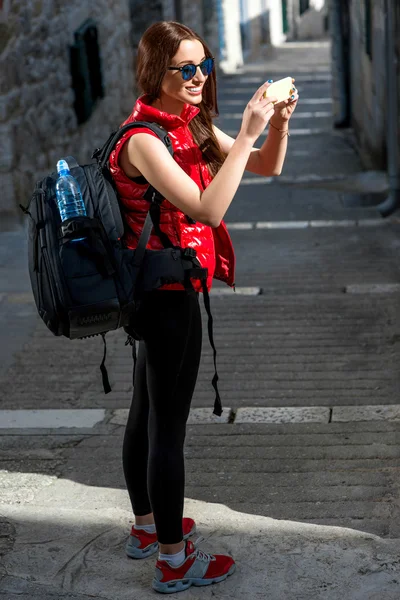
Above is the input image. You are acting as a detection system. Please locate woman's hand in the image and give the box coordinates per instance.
[272,79,299,123]
[238,81,278,143]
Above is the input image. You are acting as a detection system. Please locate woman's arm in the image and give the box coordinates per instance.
[120,81,277,228]
[213,123,288,177]
[123,131,255,228]
[213,82,299,177]
[258,117,289,176]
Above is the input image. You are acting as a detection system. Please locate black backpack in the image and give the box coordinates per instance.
[21,122,222,415]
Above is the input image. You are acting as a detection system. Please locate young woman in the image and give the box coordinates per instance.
[109,20,299,594]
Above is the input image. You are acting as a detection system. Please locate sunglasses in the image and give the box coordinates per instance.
[167,57,215,81]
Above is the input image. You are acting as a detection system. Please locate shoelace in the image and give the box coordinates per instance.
[191,536,216,563]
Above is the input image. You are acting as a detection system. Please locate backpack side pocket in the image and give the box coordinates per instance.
[58,216,122,339]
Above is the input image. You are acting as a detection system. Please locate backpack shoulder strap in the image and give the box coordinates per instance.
[93,121,173,169]
[94,121,175,251]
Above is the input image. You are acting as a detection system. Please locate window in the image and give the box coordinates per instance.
[69,20,104,125]
[299,0,310,15]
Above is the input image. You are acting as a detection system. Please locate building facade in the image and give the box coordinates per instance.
[331,0,400,173]
[0,0,134,226]
[285,0,329,40]
[238,0,285,63]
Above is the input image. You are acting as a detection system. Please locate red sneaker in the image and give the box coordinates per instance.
[126,517,196,559]
[152,538,236,594]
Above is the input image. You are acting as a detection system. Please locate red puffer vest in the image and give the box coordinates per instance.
[109,95,235,293]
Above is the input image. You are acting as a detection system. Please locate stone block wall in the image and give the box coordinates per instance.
[200,0,219,52]
[181,0,204,35]
[181,0,220,65]
[0,0,224,224]
[348,0,387,169]
[397,2,400,159]
[129,0,164,49]
[0,0,134,224]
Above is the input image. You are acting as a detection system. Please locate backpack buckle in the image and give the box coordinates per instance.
[60,220,80,237]
[59,216,94,239]
[143,186,164,204]
[183,247,197,259]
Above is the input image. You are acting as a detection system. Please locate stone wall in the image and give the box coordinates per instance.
[0,0,134,225]
[201,0,219,51]
[129,0,163,50]
[128,0,164,97]
[348,0,387,169]
[134,0,220,60]
[330,0,400,171]
[0,0,224,225]
[397,2,400,160]
[180,0,203,35]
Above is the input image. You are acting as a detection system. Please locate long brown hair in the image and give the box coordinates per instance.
[135,21,226,178]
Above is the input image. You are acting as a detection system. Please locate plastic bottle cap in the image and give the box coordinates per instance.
[57,159,69,174]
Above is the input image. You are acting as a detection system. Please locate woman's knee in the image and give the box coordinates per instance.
[149,415,187,448]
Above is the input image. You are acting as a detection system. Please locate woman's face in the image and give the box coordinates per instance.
[158,39,209,111]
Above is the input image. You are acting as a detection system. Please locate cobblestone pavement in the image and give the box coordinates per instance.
[1,42,400,599]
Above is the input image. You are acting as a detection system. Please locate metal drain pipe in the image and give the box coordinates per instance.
[377,0,400,217]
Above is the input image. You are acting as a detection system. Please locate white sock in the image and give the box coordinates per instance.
[159,545,186,567]
[134,523,156,534]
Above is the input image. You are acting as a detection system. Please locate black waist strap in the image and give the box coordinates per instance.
[100,333,112,394]
[184,272,222,416]
[125,334,137,386]
[201,280,222,417]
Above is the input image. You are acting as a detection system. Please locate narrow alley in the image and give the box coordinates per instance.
[1,40,400,600]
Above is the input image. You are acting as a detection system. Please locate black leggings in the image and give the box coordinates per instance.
[122,289,202,544]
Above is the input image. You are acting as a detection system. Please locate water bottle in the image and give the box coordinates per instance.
[55,159,86,241]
